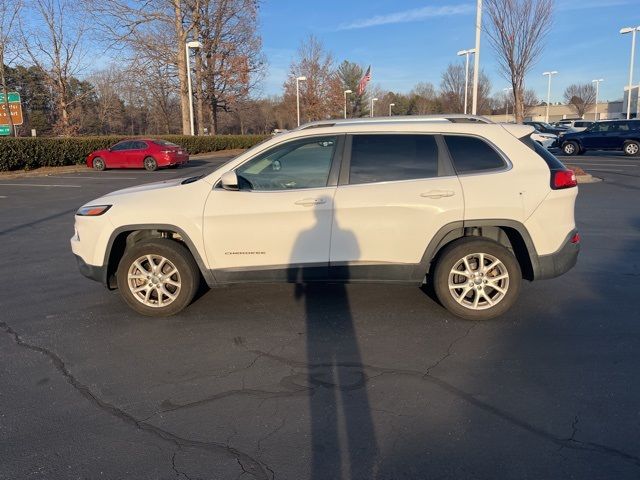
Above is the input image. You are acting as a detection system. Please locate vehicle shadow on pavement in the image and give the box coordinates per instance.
[287,202,379,479]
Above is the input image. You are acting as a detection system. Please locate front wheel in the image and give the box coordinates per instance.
[562,141,579,156]
[116,239,200,316]
[144,156,158,171]
[432,238,522,320]
[623,141,639,156]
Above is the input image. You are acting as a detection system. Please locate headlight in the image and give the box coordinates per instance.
[76,205,111,216]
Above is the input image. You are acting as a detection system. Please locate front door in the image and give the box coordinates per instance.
[330,134,464,282]
[202,135,341,283]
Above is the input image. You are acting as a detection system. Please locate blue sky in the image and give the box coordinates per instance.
[260,0,640,103]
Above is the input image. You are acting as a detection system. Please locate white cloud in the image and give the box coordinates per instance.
[337,4,475,30]
[557,0,634,11]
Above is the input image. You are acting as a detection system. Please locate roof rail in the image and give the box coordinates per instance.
[295,114,493,131]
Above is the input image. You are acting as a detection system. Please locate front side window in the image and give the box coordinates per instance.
[349,134,439,185]
[444,135,506,174]
[111,141,132,151]
[235,136,336,191]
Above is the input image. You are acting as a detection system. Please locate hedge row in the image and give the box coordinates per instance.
[0,134,269,171]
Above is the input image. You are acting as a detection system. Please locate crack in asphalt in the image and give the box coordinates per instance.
[172,450,192,480]
[5,317,640,472]
[0,322,274,480]
[423,324,477,377]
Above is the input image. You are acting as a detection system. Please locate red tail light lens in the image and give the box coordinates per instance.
[552,169,577,189]
[570,232,580,244]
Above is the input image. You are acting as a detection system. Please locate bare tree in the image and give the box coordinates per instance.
[85,0,195,134]
[22,0,87,135]
[197,0,264,134]
[283,36,342,125]
[563,83,596,118]
[440,63,492,114]
[523,88,539,118]
[484,0,553,123]
[0,0,22,136]
[410,82,438,115]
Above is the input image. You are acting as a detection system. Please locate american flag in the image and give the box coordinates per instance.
[357,66,371,95]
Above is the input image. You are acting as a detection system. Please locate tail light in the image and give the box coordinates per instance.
[552,169,577,189]
[570,232,580,244]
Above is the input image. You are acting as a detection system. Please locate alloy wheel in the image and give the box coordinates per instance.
[127,254,181,307]
[447,252,509,310]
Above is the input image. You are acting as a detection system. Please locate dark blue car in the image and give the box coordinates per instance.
[560,120,640,156]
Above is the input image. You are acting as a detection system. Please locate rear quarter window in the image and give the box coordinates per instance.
[443,135,506,174]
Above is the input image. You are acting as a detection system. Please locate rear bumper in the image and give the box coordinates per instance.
[75,254,107,286]
[534,230,580,280]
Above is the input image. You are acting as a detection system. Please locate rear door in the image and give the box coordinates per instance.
[329,133,464,282]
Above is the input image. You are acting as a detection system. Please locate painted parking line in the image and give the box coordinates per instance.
[572,163,638,167]
[0,183,81,188]
[51,176,139,180]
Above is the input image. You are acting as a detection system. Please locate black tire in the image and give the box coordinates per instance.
[116,239,200,316]
[93,157,106,171]
[144,156,158,171]
[562,141,579,156]
[432,237,522,320]
[623,140,639,156]
[577,148,586,155]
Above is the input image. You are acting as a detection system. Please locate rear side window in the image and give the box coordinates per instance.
[521,135,567,170]
[153,140,179,147]
[349,134,439,185]
[444,135,506,174]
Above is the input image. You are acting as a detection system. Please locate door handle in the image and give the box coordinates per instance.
[420,190,455,199]
[294,198,326,206]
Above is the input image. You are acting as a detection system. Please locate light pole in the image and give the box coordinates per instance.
[388,103,395,116]
[471,0,482,115]
[185,40,202,136]
[503,87,512,122]
[542,71,558,123]
[370,97,378,117]
[592,78,604,121]
[295,76,307,126]
[457,48,476,114]
[621,26,640,120]
[343,89,352,119]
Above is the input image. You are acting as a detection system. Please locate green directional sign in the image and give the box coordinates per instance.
[0,125,10,136]
[0,92,20,103]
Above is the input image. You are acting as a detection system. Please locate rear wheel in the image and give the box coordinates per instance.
[623,140,639,156]
[93,157,106,171]
[144,156,158,171]
[562,141,579,156]
[432,238,522,320]
[116,239,200,316]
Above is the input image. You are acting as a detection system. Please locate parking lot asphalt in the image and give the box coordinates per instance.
[1,152,639,480]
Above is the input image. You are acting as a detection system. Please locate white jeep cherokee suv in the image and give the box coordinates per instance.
[71,116,580,320]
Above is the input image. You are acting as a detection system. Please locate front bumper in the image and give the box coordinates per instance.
[75,254,107,285]
[534,230,580,280]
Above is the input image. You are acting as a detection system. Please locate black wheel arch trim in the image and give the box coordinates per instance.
[417,219,545,282]
[101,224,215,289]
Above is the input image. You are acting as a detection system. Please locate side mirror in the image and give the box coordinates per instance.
[220,171,239,191]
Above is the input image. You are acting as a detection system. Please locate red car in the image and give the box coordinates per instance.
[86,139,189,171]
